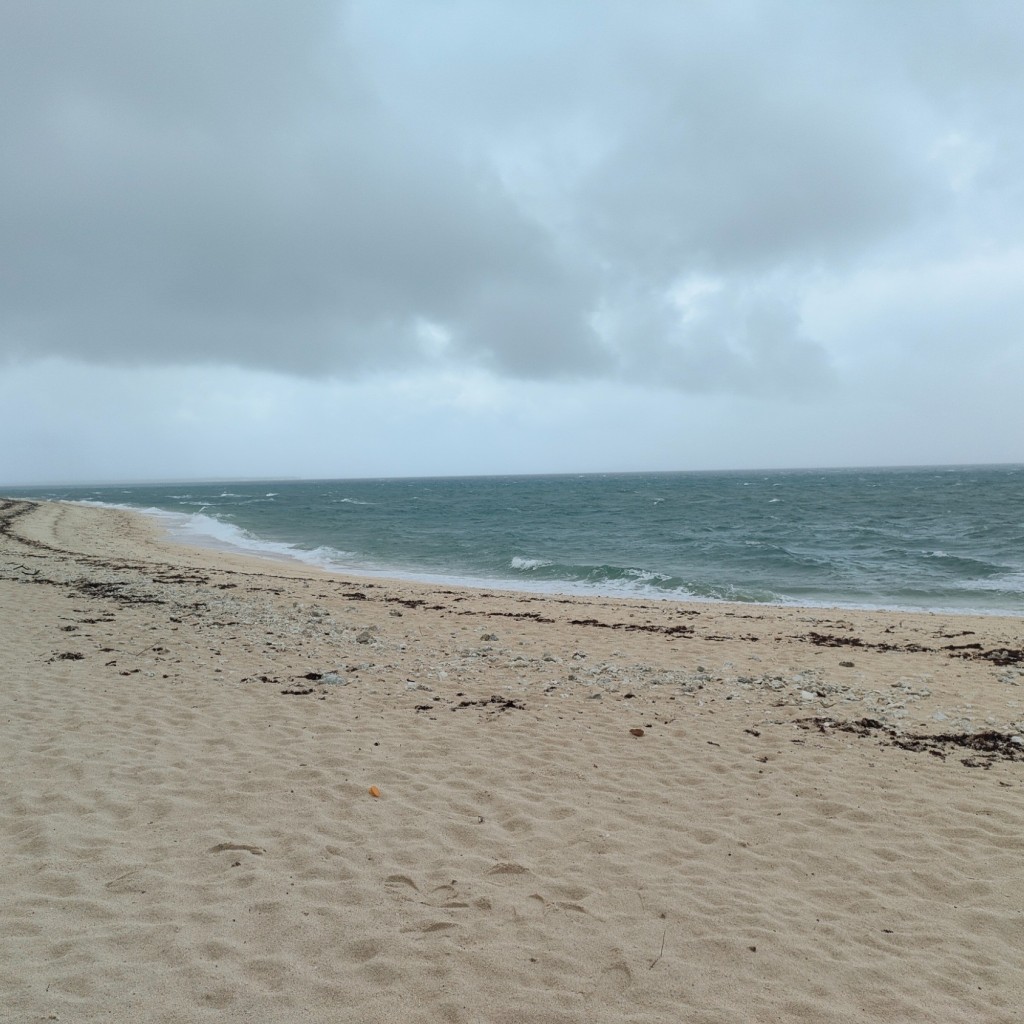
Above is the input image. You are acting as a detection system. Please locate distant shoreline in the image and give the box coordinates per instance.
[3,460,1023,489]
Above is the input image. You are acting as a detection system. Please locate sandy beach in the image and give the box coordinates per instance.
[1,497,1022,1023]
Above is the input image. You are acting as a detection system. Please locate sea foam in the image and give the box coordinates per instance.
[510,556,553,571]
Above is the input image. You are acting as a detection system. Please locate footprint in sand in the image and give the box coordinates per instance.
[385,874,471,908]
[384,873,419,894]
[487,861,530,876]
[402,920,458,935]
[592,959,633,998]
[208,843,266,855]
[346,938,384,962]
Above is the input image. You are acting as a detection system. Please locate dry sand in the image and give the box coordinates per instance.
[1,498,1022,1023]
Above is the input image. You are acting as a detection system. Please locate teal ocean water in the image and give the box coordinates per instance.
[8,466,1023,614]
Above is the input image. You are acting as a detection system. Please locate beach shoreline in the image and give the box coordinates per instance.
[124,497,1024,618]
[2,498,1022,1022]
[12,465,1021,617]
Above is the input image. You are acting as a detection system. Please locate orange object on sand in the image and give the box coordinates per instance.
[368,786,381,798]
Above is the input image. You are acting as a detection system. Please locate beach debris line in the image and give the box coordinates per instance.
[947,646,1024,666]
[453,694,525,713]
[300,670,349,684]
[73,578,168,606]
[460,609,556,623]
[796,631,932,653]
[569,617,695,638]
[797,717,1024,767]
[796,632,1024,666]
[412,693,525,714]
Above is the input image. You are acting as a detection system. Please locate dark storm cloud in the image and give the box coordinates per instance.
[1,1,1021,393]
[0,1,600,377]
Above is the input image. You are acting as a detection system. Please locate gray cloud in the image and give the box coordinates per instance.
[1,1,1022,397]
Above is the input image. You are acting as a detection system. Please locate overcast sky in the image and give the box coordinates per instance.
[2,0,1022,484]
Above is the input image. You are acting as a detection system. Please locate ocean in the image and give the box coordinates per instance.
[7,466,1023,615]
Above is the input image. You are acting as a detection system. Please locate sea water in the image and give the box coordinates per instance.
[8,466,1023,615]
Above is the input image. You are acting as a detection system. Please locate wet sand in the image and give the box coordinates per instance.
[2,498,1022,1023]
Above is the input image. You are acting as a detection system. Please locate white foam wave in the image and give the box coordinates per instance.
[77,500,172,516]
[169,512,260,548]
[160,512,360,571]
[952,572,1024,594]
[624,567,672,583]
[510,556,553,571]
[74,500,341,571]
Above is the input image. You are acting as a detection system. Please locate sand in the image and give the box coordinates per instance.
[1,497,1022,1023]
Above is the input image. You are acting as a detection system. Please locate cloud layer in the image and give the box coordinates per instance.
[2,1,1023,400]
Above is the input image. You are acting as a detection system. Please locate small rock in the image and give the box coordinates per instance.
[932,711,948,722]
